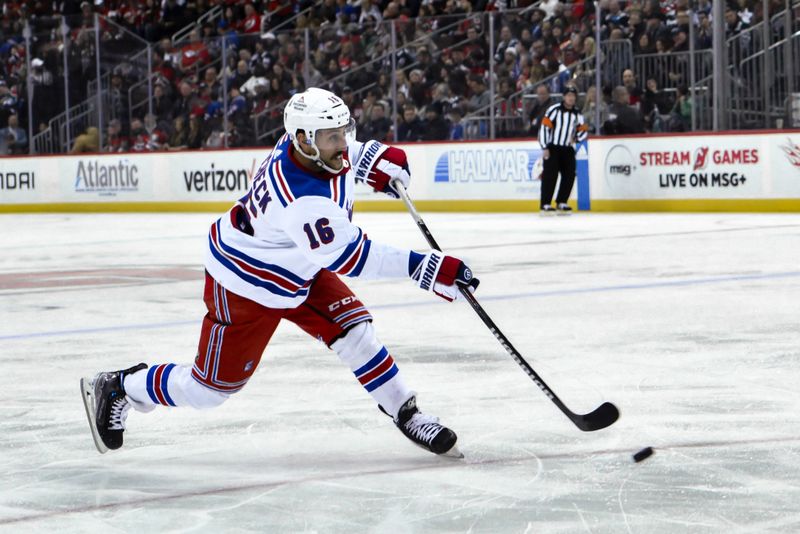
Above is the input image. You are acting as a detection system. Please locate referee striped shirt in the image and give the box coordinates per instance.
[538,103,589,149]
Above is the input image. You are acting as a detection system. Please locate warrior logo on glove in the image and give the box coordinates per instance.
[354,140,411,199]
[412,252,480,302]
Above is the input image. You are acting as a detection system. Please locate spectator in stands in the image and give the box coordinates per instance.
[0,81,19,129]
[108,71,130,125]
[358,89,380,127]
[186,113,204,149]
[622,69,643,106]
[669,84,692,131]
[204,120,234,149]
[641,78,672,131]
[442,51,469,97]
[240,3,261,35]
[635,32,656,54]
[416,47,442,88]
[27,57,56,131]
[674,10,691,34]
[340,87,362,123]
[530,38,549,66]
[179,29,210,72]
[358,100,392,142]
[407,69,428,109]
[695,11,713,49]
[602,86,645,134]
[359,0,382,25]
[359,100,392,142]
[422,102,449,141]
[626,10,645,41]
[604,0,629,28]
[152,82,173,124]
[249,38,274,76]
[70,126,99,154]
[271,63,294,96]
[464,25,490,64]
[467,75,490,112]
[128,118,149,151]
[528,84,554,136]
[397,104,424,142]
[172,81,196,120]
[0,114,27,155]
[725,5,750,37]
[671,27,689,52]
[201,67,222,101]
[161,0,188,38]
[502,47,520,78]
[695,0,712,16]
[144,113,168,150]
[229,60,252,91]
[105,119,129,153]
[448,106,465,141]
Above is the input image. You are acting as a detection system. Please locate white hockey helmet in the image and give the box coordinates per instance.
[283,87,356,173]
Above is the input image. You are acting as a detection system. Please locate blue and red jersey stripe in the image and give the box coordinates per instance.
[209,222,312,298]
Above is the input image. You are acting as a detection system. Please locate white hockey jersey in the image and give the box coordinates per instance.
[204,134,414,309]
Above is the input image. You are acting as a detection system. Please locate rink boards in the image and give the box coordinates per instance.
[0,131,798,212]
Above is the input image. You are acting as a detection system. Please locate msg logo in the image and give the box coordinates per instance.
[608,164,631,175]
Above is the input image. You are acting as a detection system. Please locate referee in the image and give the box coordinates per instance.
[537,86,588,214]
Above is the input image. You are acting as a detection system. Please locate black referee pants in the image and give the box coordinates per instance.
[541,145,576,207]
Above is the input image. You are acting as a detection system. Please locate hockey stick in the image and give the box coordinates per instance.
[393,182,619,432]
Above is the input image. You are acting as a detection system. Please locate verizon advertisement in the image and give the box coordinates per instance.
[590,132,800,200]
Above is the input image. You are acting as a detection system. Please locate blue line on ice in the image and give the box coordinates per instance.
[2,270,798,341]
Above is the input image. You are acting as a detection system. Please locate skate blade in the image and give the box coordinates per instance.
[80,377,108,454]
[439,443,464,459]
[556,211,572,216]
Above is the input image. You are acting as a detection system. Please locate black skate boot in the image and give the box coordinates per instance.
[556,203,573,215]
[540,204,556,216]
[80,363,147,454]
[384,396,462,458]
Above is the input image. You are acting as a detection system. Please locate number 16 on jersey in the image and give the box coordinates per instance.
[303,218,335,249]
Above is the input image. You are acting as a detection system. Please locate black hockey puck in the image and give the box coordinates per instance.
[633,447,654,463]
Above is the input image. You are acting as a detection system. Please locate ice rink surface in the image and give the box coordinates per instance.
[1,211,799,533]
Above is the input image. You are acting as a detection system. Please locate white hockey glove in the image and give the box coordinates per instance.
[411,251,480,302]
[354,140,410,198]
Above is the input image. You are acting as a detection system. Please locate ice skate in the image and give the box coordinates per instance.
[80,363,147,453]
[556,203,573,215]
[384,396,462,458]
[540,205,556,216]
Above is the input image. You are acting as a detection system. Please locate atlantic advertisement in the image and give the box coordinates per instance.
[590,132,800,200]
[65,156,151,199]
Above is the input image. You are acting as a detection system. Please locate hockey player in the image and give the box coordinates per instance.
[81,87,479,458]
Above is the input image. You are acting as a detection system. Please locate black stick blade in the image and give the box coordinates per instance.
[573,402,620,431]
